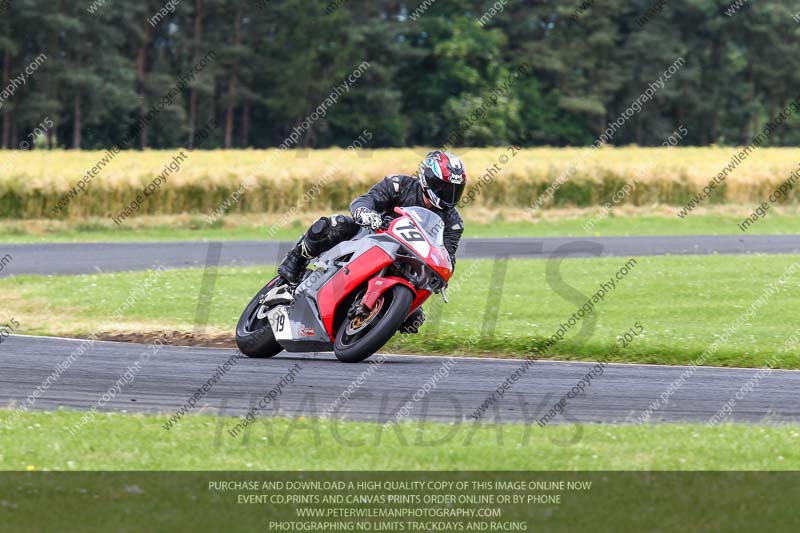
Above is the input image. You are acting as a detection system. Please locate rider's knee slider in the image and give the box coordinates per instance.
[329,215,359,242]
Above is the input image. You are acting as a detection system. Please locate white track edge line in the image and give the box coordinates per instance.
[9,334,800,374]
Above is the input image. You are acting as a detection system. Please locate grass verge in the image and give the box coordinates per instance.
[2,410,799,470]
[2,255,799,367]
[3,205,800,242]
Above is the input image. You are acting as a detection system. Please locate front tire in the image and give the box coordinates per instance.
[334,284,414,363]
[236,278,284,358]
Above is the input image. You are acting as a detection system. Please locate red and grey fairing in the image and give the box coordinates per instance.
[262,207,453,352]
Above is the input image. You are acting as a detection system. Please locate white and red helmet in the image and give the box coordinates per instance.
[418,151,467,209]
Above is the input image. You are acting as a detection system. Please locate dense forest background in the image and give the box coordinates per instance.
[0,0,799,150]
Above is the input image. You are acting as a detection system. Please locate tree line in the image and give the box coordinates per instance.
[0,0,798,150]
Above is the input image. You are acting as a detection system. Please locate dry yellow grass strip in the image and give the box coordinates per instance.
[1,147,799,218]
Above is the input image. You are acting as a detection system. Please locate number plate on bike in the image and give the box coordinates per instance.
[267,306,293,340]
[390,220,431,257]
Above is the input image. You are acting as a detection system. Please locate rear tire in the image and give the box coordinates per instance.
[334,284,413,363]
[236,278,284,358]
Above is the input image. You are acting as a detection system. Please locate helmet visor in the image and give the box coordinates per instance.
[428,178,465,207]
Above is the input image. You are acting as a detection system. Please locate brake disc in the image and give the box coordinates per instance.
[345,297,384,335]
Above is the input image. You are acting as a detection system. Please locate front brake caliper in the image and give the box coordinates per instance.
[347,294,366,319]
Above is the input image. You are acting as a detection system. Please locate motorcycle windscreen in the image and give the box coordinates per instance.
[402,207,446,247]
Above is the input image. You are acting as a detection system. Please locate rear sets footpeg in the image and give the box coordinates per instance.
[259,285,294,306]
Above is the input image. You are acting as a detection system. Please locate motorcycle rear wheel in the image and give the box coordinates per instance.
[334,284,414,363]
[236,278,285,358]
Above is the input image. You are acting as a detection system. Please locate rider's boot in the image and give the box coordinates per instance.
[277,218,334,284]
[278,216,359,284]
[277,239,312,284]
[399,307,425,334]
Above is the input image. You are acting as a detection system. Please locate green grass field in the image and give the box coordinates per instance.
[3,208,800,242]
[3,254,799,367]
[2,410,799,470]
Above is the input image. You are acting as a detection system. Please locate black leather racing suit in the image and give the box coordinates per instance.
[349,174,464,268]
[298,174,464,268]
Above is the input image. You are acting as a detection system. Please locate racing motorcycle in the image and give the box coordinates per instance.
[235,206,453,363]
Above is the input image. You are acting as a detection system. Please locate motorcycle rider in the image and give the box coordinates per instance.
[276,150,467,333]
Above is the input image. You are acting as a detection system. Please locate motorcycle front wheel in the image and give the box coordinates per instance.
[334,284,414,363]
